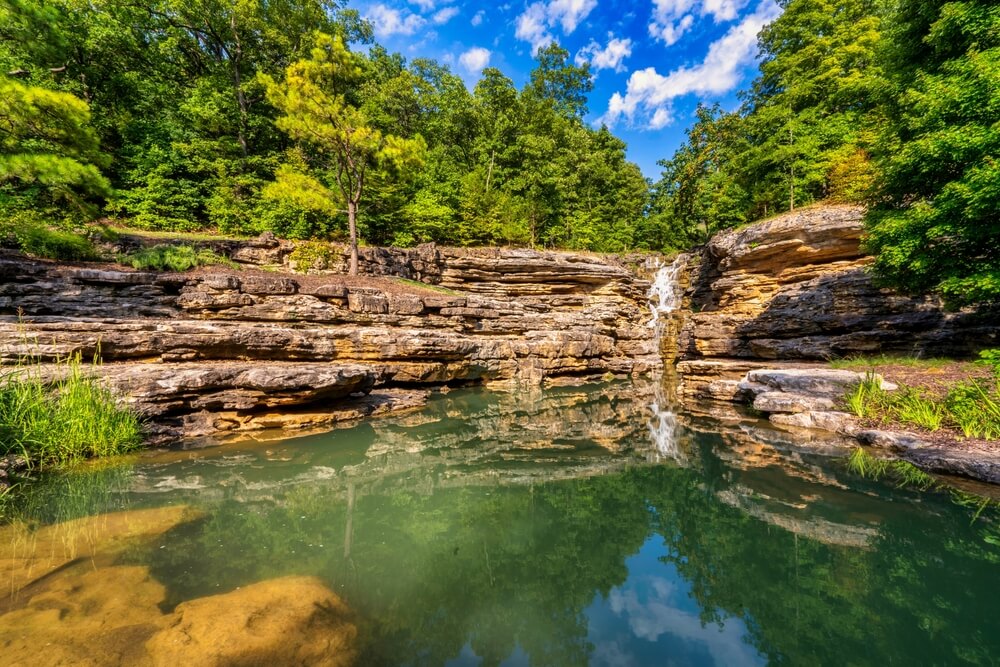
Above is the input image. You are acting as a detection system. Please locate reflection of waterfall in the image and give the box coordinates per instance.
[647,256,686,327]
[647,401,679,459]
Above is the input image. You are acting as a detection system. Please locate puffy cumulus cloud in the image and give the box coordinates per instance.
[648,0,751,45]
[409,0,438,10]
[432,6,460,24]
[603,1,781,129]
[458,46,492,73]
[471,10,485,26]
[575,34,633,73]
[515,0,598,52]
[366,4,426,38]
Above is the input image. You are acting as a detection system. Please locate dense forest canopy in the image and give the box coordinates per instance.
[0,0,997,303]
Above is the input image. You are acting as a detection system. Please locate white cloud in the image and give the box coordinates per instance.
[514,0,598,52]
[648,0,751,45]
[650,14,694,46]
[458,46,492,73]
[409,0,437,10]
[366,4,427,37]
[575,34,633,73]
[432,6,460,24]
[471,10,485,26]
[603,1,781,129]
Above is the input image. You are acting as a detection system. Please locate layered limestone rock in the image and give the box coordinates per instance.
[676,205,1000,400]
[0,246,659,441]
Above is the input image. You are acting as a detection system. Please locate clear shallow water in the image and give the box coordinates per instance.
[7,381,1000,666]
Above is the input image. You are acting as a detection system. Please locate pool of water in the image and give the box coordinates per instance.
[4,381,1000,666]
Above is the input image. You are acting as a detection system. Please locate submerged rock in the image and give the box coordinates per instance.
[0,505,200,600]
[0,566,357,667]
[145,576,356,667]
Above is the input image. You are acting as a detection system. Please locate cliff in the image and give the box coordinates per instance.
[0,244,659,443]
[676,205,999,401]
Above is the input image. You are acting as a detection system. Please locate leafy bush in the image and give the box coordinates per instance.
[288,240,339,272]
[977,349,1000,377]
[0,213,100,261]
[16,224,99,261]
[0,354,143,465]
[121,244,234,272]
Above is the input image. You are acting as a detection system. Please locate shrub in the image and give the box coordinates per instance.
[16,224,99,261]
[121,244,235,272]
[0,213,100,261]
[0,354,143,465]
[288,240,338,272]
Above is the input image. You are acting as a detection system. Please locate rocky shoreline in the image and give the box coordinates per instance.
[0,244,660,444]
[669,205,1000,485]
[3,205,1000,487]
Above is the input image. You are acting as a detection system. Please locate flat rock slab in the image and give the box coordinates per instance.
[746,368,895,398]
[753,391,837,413]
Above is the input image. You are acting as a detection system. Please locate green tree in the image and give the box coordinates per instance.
[865,0,1000,306]
[262,33,424,273]
[0,76,109,218]
[650,104,749,249]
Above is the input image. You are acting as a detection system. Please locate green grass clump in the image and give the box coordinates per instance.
[844,372,891,419]
[0,354,143,465]
[844,372,1000,440]
[121,244,235,272]
[946,380,1000,440]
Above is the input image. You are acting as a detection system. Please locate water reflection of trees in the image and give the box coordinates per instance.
[13,382,1000,666]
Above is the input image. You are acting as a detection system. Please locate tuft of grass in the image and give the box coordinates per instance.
[0,353,143,466]
[109,226,247,242]
[120,244,236,272]
[946,380,1000,440]
[894,389,946,431]
[844,371,1000,440]
[830,354,952,370]
[844,371,889,419]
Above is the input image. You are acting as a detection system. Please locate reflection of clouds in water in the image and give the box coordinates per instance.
[597,574,762,667]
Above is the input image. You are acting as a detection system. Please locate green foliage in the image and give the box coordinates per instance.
[844,371,1000,439]
[864,0,1000,307]
[945,379,1000,439]
[0,213,99,261]
[0,75,110,219]
[121,244,234,272]
[0,353,143,465]
[287,240,339,272]
[977,349,1000,376]
[649,0,883,245]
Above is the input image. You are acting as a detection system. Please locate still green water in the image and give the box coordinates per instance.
[9,381,1000,666]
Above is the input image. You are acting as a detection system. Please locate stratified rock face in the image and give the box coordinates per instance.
[0,246,659,441]
[676,206,1000,400]
[679,205,999,362]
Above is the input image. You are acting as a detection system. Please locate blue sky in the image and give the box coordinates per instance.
[353,0,782,179]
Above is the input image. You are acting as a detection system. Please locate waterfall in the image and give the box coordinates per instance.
[647,255,685,327]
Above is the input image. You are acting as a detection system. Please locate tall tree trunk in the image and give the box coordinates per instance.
[347,199,359,276]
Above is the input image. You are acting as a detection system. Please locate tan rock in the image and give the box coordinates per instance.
[144,576,356,667]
